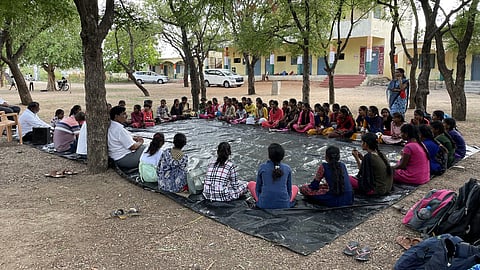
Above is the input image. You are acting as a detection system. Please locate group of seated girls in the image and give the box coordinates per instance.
[118,97,196,128]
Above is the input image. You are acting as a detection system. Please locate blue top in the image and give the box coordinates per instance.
[423,139,443,175]
[366,116,383,133]
[309,163,354,207]
[256,160,294,209]
[448,130,466,159]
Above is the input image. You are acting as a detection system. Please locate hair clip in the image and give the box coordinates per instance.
[274,165,280,169]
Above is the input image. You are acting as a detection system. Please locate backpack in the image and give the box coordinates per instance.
[435,178,480,245]
[402,189,456,234]
[138,161,158,183]
[394,234,480,270]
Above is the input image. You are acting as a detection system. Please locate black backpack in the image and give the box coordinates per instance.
[435,178,480,245]
[394,234,480,270]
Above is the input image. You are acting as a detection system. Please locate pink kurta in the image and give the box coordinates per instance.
[393,142,430,185]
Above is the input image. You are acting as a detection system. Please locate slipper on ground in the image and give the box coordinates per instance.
[343,241,360,256]
[355,246,371,261]
[62,169,78,175]
[44,171,66,178]
[396,236,421,250]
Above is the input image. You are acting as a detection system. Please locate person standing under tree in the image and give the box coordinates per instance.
[386,68,409,117]
[28,74,34,92]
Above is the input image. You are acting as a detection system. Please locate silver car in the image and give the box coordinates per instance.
[133,71,169,84]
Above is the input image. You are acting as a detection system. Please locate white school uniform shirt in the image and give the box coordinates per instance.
[18,108,52,136]
[107,120,136,161]
[76,123,87,155]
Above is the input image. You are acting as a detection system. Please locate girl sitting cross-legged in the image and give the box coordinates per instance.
[393,124,430,185]
[203,142,248,202]
[300,146,354,207]
[293,103,315,133]
[350,133,393,195]
[261,100,283,129]
[247,143,299,209]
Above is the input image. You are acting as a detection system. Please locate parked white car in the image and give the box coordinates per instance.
[203,69,243,88]
[133,71,169,84]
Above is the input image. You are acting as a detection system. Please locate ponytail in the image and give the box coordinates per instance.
[268,143,285,181]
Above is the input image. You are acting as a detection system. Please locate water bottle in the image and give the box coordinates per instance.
[418,205,432,220]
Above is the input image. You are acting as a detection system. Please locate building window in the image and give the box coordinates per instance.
[335,53,345,60]
[277,55,287,62]
[233,58,241,63]
[291,56,297,65]
[373,6,383,19]
[419,54,436,69]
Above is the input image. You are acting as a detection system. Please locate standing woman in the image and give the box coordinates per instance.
[386,68,409,117]
[351,133,393,195]
[393,124,430,185]
[300,146,354,207]
[247,143,299,209]
[203,142,248,201]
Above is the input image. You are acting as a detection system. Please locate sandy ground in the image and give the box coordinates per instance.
[1,80,479,269]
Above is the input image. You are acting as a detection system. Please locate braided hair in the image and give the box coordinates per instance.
[268,143,285,181]
[325,146,344,195]
[362,132,392,176]
[215,142,231,167]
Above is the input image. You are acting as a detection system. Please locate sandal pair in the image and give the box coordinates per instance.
[110,208,140,219]
[343,241,371,261]
[395,236,422,250]
[44,169,78,178]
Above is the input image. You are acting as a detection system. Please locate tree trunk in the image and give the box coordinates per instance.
[74,0,114,174]
[183,61,189,87]
[8,61,32,105]
[244,53,257,95]
[416,39,432,112]
[197,59,206,100]
[408,62,418,109]
[302,45,310,104]
[182,28,200,111]
[327,70,335,105]
[42,63,56,91]
[0,65,4,88]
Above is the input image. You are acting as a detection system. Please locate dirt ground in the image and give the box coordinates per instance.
[1,80,480,269]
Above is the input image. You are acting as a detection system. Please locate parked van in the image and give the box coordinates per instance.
[203,69,244,88]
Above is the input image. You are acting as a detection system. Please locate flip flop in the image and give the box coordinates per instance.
[44,171,66,178]
[62,169,78,175]
[126,207,140,217]
[343,241,360,256]
[110,209,128,219]
[392,204,408,215]
[355,246,371,261]
[396,236,421,250]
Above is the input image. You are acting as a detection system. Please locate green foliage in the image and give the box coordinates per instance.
[103,2,160,72]
[446,12,480,54]
[1,0,76,54]
[23,14,83,69]
[224,0,279,58]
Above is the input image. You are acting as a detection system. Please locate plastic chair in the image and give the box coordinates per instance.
[0,111,22,144]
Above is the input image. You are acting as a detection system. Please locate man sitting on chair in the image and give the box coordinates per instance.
[18,102,52,142]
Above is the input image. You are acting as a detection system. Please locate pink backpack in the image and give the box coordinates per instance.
[402,189,456,234]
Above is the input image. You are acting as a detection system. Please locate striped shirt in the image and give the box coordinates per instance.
[203,159,247,202]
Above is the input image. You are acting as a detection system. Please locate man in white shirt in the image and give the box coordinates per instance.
[18,102,52,142]
[108,106,145,169]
